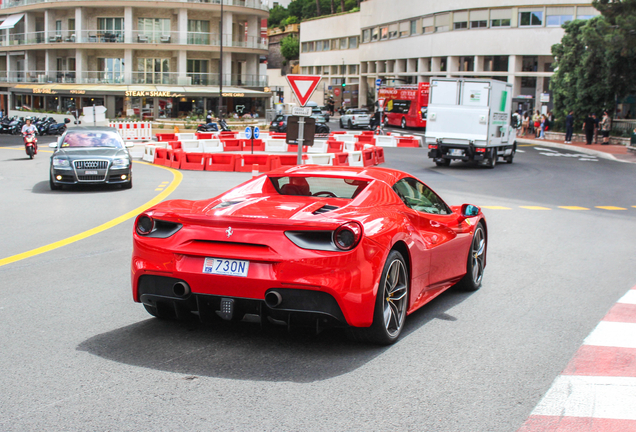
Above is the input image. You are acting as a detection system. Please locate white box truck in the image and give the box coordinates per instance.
[425,78,516,168]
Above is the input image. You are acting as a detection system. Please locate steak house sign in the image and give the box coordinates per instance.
[125,91,184,97]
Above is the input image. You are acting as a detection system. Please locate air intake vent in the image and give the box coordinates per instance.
[313,204,339,215]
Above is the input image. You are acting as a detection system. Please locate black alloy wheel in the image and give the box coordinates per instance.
[456,223,486,291]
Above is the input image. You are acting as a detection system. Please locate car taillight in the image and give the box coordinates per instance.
[428,144,438,149]
[279,121,284,126]
[333,222,362,251]
[136,214,154,235]
[475,148,486,153]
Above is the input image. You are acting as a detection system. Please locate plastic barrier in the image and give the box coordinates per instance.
[330,131,347,136]
[327,141,344,153]
[205,153,239,171]
[331,152,349,166]
[175,133,195,141]
[278,154,305,168]
[170,149,184,169]
[180,152,206,171]
[167,141,182,150]
[374,146,386,164]
[265,139,287,152]
[348,151,363,167]
[287,144,309,153]
[308,141,328,153]
[195,132,214,139]
[109,122,153,141]
[397,136,421,147]
[240,139,265,151]
[222,139,241,152]
[153,147,170,166]
[128,142,147,159]
[142,145,157,163]
[237,154,281,172]
[269,132,287,139]
[362,149,375,167]
[305,153,333,165]
[180,140,203,153]
[375,135,397,147]
[340,135,357,145]
[155,133,176,142]
[219,131,238,139]
[201,139,223,153]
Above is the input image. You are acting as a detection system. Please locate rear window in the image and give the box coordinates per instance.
[61,131,123,148]
[270,176,370,199]
[351,110,368,115]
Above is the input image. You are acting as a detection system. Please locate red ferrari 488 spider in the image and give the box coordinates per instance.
[132,165,487,344]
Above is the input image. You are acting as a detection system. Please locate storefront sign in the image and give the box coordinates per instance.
[33,88,57,94]
[222,93,245,97]
[125,90,184,97]
[70,90,86,94]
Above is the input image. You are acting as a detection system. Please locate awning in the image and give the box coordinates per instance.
[0,14,25,30]
[12,83,271,97]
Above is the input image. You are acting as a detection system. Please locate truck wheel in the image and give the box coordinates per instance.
[505,147,515,164]
[486,156,496,169]
[435,159,451,167]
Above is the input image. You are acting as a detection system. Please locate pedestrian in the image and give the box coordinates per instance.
[521,112,529,136]
[600,110,611,145]
[592,113,599,144]
[582,113,596,145]
[533,110,541,138]
[539,114,546,139]
[564,110,574,143]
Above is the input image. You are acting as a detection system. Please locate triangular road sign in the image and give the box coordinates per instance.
[286,75,322,107]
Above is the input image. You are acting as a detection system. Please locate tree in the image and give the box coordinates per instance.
[340,0,345,12]
[268,5,289,27]
[315,0,321,15]
[280,34,300,60]
[331,0,334,14]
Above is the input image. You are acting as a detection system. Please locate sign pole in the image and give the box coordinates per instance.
[297,117,305,165]
[251,126,254,154]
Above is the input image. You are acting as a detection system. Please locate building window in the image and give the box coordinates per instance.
[422,16,434,34]
[331,65,338,75]
[546,15,572,27]
[371,27,379,42]
[315,40,323,51]
[97,18,124,40]
[301,42,307,52]
[349,64,358,75]
[453,12,468,30]
[440,57,447,72]
[522,56,538,72]
[484,56,509,72]
[380,26,389,40]
[68,19,75,33]
[348,36,357,49]
[576,7,598,20]
[188,20,209,44]
[98,58,124,83]
[136,58,170,84]
[308,66,314,74]
[55,20,62,35]
[340,65,346,75]
[454,22,467,30]
[340,38,347,49]
[323,67,329,75]
[362,29,370,43]
[187,59,209,85]
[491,18,511,27]
[519,11,543,27]
[315,66,322,74]
[323,39,330,51]
[471,20,488,28]
[458,56,474,72]
[388,23,398,39]
[307,41,314,52]
[435,14,450,33]
[410,20,417,35]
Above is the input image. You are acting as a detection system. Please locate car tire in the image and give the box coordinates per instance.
[401,117,406,129]
[49,174,61,190]
[348,250,409,345]
[122,177,133,189]
[435,159,451,167]
[339,119,343,128]
[455,223,486,291]
[348,120,353,129]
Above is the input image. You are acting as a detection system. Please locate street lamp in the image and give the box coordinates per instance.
[217,0,224,119]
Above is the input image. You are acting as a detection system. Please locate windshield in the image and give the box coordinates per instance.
[61,131,124,148]
[270,176,370,199]
[351,110,368,115]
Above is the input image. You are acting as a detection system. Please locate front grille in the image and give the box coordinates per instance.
[78,175,106,181]
[74,160,109,170]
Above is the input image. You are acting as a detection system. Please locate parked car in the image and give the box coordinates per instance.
[48,127,133,190]
[270,114,330,135]
[340,109,371,129]
[131,165,487,344]
[311,115,330,134]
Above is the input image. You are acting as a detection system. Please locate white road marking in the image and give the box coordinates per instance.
[516,149,525,153]
[583,321,636,348]
[531,375,636,420]
[618,290,636,305]
[534,147,558,152]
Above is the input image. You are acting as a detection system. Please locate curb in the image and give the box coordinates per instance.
[516,138,619,161]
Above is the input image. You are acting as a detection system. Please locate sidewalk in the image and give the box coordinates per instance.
[516,135,636,163]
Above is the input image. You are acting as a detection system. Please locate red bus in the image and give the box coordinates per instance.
[378,82,430,129]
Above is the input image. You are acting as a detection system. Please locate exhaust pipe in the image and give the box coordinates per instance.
[172,281,191,297]
[265,291,283,308]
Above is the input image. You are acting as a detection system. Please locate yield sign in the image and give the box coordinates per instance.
[286,74,322,107]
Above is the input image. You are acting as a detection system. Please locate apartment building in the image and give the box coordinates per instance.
[300,0,599,113]
[0,0,269,119]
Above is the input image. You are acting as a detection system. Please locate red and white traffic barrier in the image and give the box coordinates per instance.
[518,285,636,431]
[109,122,153,141]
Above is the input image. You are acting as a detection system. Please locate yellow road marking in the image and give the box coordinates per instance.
[482,206,512,210]
[520,206,552,210]
[0,161,182,268]
[518,144,536,147]
[160,181,169,185]
[596,206,627,211]
[559,206,590,211]
[155,188,163,191]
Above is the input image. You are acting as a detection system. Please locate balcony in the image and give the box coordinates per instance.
[0,70,269,87]
[0,31,267,49]
[1,0,269,11]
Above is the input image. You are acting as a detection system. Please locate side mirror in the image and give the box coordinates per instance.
[64,118,71,124]
[461,204,480,217]
[48,142,57,148]
[125,142,134,148]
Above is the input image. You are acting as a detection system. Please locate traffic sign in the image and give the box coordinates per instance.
[292,106,312,116]
[286,74,322,107]
[244,126,252,139]
[253,127,260,139]
[333,87,341,97]
[376,78,383,86]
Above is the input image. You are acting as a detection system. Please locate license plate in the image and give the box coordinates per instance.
[85,170,98,175]
[449,149,464,156]
[203,257,249,277]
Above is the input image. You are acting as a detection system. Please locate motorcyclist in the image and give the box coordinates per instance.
[21,117,38,154]
[206,110,213,124]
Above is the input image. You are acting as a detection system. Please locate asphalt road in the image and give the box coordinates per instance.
[1,131,635,431]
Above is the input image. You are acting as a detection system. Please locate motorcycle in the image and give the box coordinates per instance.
[45,117,70,135]
[218,118,231,132]
[197,122,219,132]
[23,131,37,159]
[34,117,53,135]
[7,117,25,135]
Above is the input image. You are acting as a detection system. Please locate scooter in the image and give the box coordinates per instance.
[7,117,24,135]
[197,122,219,132]
[218,118,231,132]
[23,131,37,159]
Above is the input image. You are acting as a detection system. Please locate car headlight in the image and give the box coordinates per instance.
[111,158,130,168]
[52,157,70,168]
